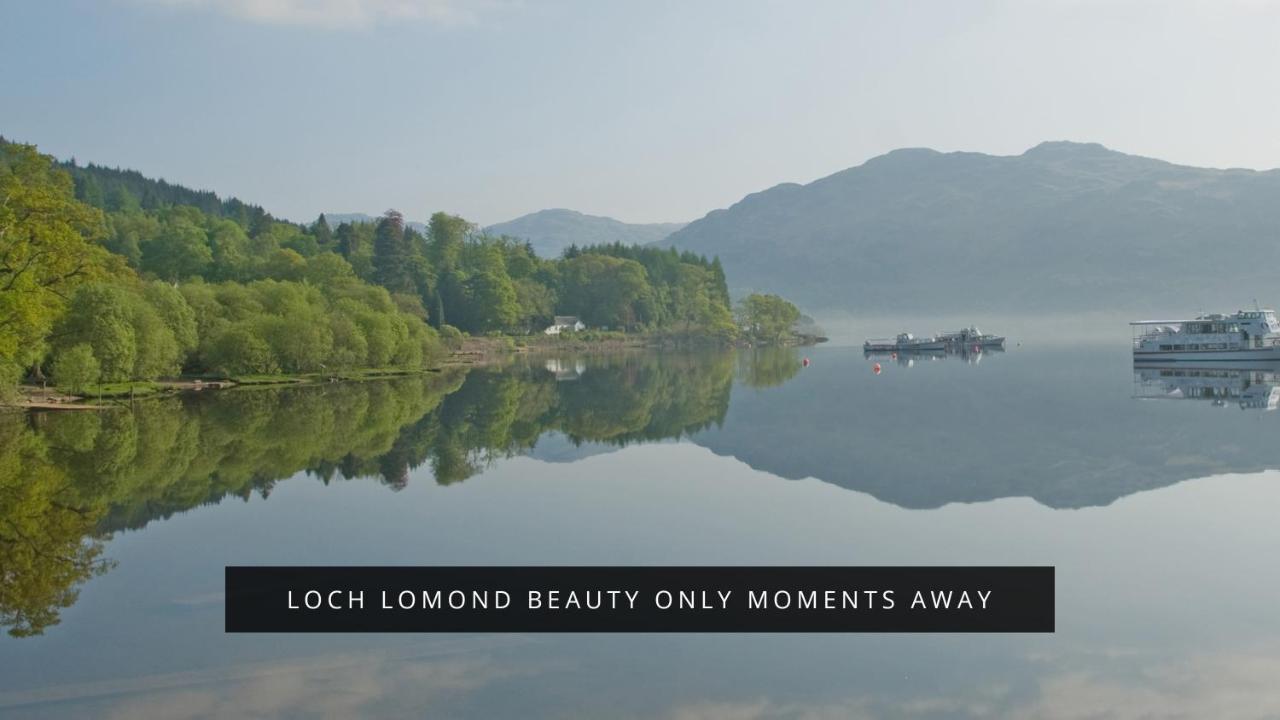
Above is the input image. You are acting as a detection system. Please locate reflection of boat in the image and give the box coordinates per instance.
[864,333,946,352]
[864,345,1004,366]
[1131,308,1280,361]
[1132,363,1280,410]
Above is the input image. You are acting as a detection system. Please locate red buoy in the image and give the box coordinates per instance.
[802,357,810,367]
[873,363,882,374]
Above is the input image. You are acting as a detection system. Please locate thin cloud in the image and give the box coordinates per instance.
[140,0,507,29]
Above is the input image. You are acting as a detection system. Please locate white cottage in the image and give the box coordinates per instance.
[544,315,586,335]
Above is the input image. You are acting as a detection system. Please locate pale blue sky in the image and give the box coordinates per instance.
[4,0,1279,225]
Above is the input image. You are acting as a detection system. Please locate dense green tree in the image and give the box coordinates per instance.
[311,213,334,251]
[559,254,653,330]
[737,292,800,344]
[513,277,556,332]
[206,219,251,281]
[263,248,307,281]
[427,212,469,271]
[204,324,277,376]
[55,284,137,382]
[142,281,198,354]
[0,143,116,388]
[103,211,158,268]
[373,210,415,295]
[140,210,212,281]
[53,282,188,382]
[130,298,183,379]
[303,252,357,287]
[328,314,369,370]
[335,222,359,259]
[50,344,99,393]
[462,271,518,331]
[104,184,141,214]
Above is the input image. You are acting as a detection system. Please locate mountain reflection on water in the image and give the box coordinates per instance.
[695,347,1280,510]
[3,344,1280,639]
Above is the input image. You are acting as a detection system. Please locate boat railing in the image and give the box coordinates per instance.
[1130,320,1182,347]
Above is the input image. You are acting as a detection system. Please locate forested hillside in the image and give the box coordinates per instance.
[0,138,741,395]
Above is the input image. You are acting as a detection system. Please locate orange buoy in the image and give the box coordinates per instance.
[873,363,881,374]
[802,357,810,367]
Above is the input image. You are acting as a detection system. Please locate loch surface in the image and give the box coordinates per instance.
[3,342,1280,718]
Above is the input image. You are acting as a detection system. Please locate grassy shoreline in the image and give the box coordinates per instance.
[8,330,824,411]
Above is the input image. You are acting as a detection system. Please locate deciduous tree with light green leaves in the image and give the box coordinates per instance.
[54,284,138,382]
[737,293,800,344]
[0,142,116,389]
[50,344,99,394]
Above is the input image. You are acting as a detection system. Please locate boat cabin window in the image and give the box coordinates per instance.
[1188,322,1234,333]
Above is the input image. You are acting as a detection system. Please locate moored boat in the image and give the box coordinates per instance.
[865,326,1004,352]
[1131,308,1280,361]
[937,326,1005,348]
[863,332,947,352]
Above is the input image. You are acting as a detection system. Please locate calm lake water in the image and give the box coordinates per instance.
[3,339,1280,718]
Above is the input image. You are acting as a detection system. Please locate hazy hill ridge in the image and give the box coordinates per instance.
[485,208,686,259]
[323,209,684,260]
[661,142,1280,313]
[324,212,428,234]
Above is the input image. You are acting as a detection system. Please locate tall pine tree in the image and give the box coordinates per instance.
[311,213,334,251]
[373,209,415,294]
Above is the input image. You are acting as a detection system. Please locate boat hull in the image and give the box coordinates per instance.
[1133,347,1280,362]
[947,339,1005,349]
[864,342,947,352]
[864,348,945,357]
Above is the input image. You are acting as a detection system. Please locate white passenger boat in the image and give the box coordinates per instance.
[1132,309,1280,361]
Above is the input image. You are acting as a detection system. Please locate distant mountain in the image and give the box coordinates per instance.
[322,209,683,258]
[486,209,685,259]
[661,142,1280,313]
[324,212,427,234]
